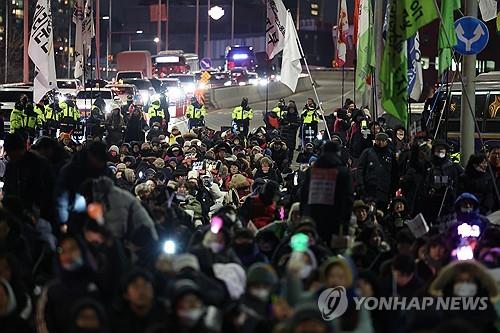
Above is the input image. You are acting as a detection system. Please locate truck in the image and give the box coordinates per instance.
[116,51,153,79]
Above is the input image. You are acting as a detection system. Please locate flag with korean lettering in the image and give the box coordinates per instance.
[266,0,288,60]
[380,0,438,125]
[83,0,95,58]
[28,0,57,103]
[73,0,84,78]
[335,0,349,67]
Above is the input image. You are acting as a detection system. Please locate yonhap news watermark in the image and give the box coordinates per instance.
[318,287,490,321]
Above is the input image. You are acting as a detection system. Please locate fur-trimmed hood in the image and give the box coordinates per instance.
[429,260,499,300]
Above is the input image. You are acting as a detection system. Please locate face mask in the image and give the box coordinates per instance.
[435,152,446,159]
[61,256,84,271]
[209,242,224,254]
[250,288,271,302]
[461,207,474,213]
[177,308,205,327]
[298,265,313,279]
[453,282,477,297]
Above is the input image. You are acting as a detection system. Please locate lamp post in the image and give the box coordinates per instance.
[231,0,234,45]
[106,0,112,80]
[4,0,9,83]
[195,0,199,55]
[207,0,210,58]
[207,4,225,58]
[165,0,169,50]
[23,0,29,83]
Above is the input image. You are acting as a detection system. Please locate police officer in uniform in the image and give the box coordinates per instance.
[266,98,286,131]
[300,98,320,147]
[24,103,43,141]
[147,96,167,128]
[42,96,59,138]
[186,96,207,130]
[10,95,28,136]
[58,94,80,134]
[232,97,253,136]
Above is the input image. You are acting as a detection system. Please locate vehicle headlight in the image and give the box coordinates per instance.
[276,75,281,82]
[259,78,268,86]
[238,82,246,86]
[198,83,207,90]
[224,81,232,86]
[249,79,258,86]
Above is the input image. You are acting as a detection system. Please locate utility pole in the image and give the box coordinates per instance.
[231,0,234,45]
[4,0,9,83]
[68,18,72,78]
[372,0,384,119]
[195,0,199,54]
[207,0,211,58]
[106,0,111,80]
[157,0,161,54]
[23,0,29,83]
[165,0,169,50]
[460,0,477,166]
[96,0,101,79]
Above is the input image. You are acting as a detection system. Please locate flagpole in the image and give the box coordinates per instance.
[294,28,331,140]
[23,0,29,83]
[341,65,345,106]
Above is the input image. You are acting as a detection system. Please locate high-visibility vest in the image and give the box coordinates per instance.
[34,104,46,123]
[186,104,207,119]
[232,106,253,120]
[301,108,319,124]
[148,103,165,119]
[271,106,284,118]
[24,113,40,129]
[45,105,58,121]
[59,102,80,121]
[9,108,24,133]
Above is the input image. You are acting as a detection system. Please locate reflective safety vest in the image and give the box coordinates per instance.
[59,102,80,121]
[271,106,285,118]
[186,104,207,119]
[148,103,165,119]
[45,105,58,121]
[301,108,319,124]
[9,108,24,133]
[24,113,41,130]
[450,152,461,164]
[232,106,253,120]
[34,104,46,123]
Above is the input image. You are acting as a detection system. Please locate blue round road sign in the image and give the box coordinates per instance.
[453,16,489,56]
[199,58,212,70]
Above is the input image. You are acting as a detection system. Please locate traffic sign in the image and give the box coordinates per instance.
[199,58,212,70]
[200,71,211,83]
[453,16,489,56]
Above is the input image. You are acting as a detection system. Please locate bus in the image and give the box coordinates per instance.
[225,46,256,71]
[153,50,199,77]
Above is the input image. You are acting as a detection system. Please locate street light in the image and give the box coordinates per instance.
[136,30,144,34]
[208,6,225,20]
[154,37,160,43]
[102,16,110,20]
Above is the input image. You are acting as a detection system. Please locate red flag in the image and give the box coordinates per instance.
[353,0,360,45]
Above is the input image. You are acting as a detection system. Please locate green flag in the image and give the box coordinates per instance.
[355,0,375,93]
[439,0,460,74]
[380,0,438,125]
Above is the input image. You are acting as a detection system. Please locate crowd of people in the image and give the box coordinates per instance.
[1,93,500,333]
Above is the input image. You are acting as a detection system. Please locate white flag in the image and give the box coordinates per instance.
[28,0,57,103]
[281,12,302,93]
[266,0,288,60]
[73,0,84,78]
[407,33,423,101]
[83,0,95,57]
[335,0,349,66]
[479,0,498,21]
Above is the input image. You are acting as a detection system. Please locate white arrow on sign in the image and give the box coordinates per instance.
[456,23,486,52]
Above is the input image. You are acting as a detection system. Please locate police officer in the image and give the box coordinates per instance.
[34,97,48,137]
[10,95,27,135]
[266,98,286,131]
[186,96,207,130]
[42,96,59,138]
[232,97,253,136]
[301,98,320,146]
[24,103,43,141]
[58,94,80,134]
[147,96,167,128]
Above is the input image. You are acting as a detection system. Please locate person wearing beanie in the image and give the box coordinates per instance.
[355,130,399,210]
[108,145,120,163]
[240,263,279,318]
[299,140,354,245]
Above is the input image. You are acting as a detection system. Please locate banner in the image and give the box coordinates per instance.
[438,0,460,74]
[73,0,84,78]
[335,0,349,67]
[355,0,375,93]
[407,32,423,101]
[83,0,95,58]
[281,11,302,92]
[149,4,167,22]
[380,0,438,125]
[28,0,57,103]
[266,0,288,60]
